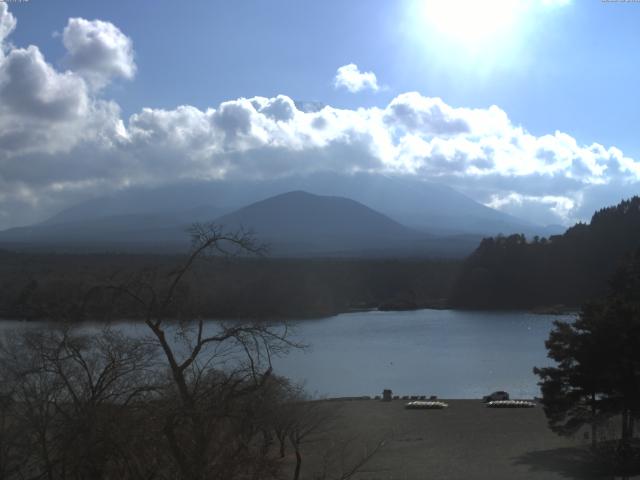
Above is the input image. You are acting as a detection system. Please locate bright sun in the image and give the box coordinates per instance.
[419,0,526,52]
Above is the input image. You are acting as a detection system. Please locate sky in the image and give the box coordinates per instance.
[1,0,639,229]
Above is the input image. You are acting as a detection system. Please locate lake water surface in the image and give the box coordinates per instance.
[0,309,574,399]
[272,309,574,399]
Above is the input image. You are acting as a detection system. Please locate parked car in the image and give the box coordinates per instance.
[482,391,509,402]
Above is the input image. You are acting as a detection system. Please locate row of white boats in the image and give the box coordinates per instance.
[404,400,537,410]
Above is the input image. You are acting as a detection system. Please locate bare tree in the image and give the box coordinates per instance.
[258,385,388,480]
[287,398,332,480]
[0,326,159,479]
[0,223,386,480]
[94,224,297,480]
[315,435,387,480]
[0,379,23,480]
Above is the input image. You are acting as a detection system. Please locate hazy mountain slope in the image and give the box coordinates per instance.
[0,206,226,252]
[0,190,483,257]
[213,191,429,255]
[0,214,180,242]
[40,173,549,237]
[294,173,537,235]
[42,187,231,226]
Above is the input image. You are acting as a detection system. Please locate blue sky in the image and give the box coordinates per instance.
[9,0,638,149]
[1,0,639,228]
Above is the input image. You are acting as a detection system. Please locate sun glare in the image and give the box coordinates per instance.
[419,0,526,53]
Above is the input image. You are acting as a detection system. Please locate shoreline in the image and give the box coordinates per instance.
[0,304,578,323]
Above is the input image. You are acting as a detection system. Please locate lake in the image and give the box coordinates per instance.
[0,309,574,399]
[272,309,574,399]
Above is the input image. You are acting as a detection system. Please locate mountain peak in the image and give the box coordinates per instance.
[213,190,428,256]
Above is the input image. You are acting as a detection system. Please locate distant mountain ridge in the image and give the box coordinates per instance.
[0,173,566,257]
[0,190,482,257]
[37,173,557,237]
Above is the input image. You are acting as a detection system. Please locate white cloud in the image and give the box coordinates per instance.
[385,93,471,135]
[0,3,16,46]
[333,63,379,93]
[62,17,136,89]
[487,193,576,225]
[0,46,88,122]
[0,3,638,230]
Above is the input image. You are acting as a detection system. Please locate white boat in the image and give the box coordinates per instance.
[405,401,448,409]
[486,400,536,408]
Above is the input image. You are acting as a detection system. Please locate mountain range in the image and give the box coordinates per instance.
[0,174,565,257]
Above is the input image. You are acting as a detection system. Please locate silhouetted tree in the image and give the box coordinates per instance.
[534,304,612,448]
[0,326,159,479]
[535,249,640,468]
[99,223,300,480]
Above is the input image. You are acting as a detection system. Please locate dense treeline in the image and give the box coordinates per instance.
[451,196,640,309]
[0,250,459,321]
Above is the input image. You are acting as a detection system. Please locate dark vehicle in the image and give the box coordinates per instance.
[482,391,509,403]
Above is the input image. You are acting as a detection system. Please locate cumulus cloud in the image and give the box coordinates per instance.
[0,3,638,230]
[385,93,471,135]
[252,95,296,122]
[0,46,88,122]
[334,63,379,93]
[118,94,640,225]
[62,17,136,89]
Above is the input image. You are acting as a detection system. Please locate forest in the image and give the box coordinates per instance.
[0,249,459,322]
[451,196,640,310]
[3,197,640,320]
